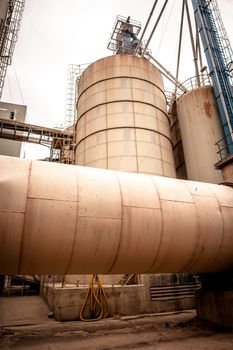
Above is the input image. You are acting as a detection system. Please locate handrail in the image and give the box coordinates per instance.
[176,73,212,97]
[215,132,233,160]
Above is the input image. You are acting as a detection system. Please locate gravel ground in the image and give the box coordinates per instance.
[0,296,232,349]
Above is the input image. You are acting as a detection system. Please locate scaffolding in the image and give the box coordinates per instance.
[0,0,25,99]
[107,15,141,55]
[65,63,89,129]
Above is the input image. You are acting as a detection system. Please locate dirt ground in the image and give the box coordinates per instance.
[0,296,233,349]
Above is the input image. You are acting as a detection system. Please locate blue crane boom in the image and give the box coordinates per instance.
[192,0,233,157]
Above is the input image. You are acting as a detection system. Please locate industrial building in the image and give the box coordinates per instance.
[0,0,233,348]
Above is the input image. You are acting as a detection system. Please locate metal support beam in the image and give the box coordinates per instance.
[134,0,158,55]
[147,53,187,92]
[185,0,201,86]
[175,0,185,90]
[141,0,169,57]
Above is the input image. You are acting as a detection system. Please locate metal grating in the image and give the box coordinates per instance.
[150,282,201,301]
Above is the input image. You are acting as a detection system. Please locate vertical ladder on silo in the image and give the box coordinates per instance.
[191,0,233,156]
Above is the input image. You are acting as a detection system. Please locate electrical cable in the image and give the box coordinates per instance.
[80,274,109,322]
[12,63,25,105]
[6,71,12,102]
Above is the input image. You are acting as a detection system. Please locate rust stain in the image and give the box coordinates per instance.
[203,101,212,118]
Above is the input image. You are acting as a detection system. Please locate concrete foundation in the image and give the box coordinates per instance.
[42,280,197,322]
[196,272,233,329]
[43,284,144,321]
[140,274,197,314]
[139,293,196,315]
[215,154,233,185]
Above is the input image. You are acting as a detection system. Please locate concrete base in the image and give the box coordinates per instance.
[42,280,197,322]
[43,284,144,321]
[196,289,233,329]
[215,153,233,185]
[196,272,233,329]
[141,297,196,314]
[140,273,197,314]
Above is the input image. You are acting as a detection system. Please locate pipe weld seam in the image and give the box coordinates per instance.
[146,177,163,272]
[17,160,32,274]
[0,210,26,214]
[105,173,124,274]
[27,197,78,203]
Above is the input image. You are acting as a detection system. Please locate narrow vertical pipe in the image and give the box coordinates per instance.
[175,0,185,92]
[134,0,159,55]
[185,0,200,86]
[142,0,169,56]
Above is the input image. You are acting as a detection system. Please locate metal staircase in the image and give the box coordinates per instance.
[0,0,25,99]
[192,0,233,157]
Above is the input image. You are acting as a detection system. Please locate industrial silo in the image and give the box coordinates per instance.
[75,54,176,178]
[177,86,224,184]
[73,53,197,314]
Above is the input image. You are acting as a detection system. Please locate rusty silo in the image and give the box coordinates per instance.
[177,85,224,184]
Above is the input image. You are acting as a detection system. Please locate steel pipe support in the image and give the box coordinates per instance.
[0,155,233,275]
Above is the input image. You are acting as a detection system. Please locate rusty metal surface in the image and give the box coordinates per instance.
[177,86,224,184]
[0,156,233,275]
[75,55,176,178]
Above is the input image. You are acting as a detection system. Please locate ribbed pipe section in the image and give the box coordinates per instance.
[75,55,176,178]
[1,156,233,275]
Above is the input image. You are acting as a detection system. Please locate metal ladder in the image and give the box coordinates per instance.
[0,0,25,99]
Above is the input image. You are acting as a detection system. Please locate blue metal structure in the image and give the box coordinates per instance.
[192,0,233,157]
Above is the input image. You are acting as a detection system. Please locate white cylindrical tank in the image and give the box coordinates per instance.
[75,55,176,178]
[1,156,233,275]
[177,86,224,184]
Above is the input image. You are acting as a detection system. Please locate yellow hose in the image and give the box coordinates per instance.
[80,274,109,322]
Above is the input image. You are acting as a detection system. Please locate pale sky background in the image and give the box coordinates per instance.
[2,0,233,159]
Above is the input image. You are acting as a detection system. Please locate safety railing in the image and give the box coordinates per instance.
[176,73,212,97]
[165,73,212,106]
[215,132,233,160]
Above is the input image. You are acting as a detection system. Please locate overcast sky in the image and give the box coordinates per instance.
[2,0,233,159]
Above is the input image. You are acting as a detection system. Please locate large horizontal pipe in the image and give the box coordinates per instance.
[0,155,233,275]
